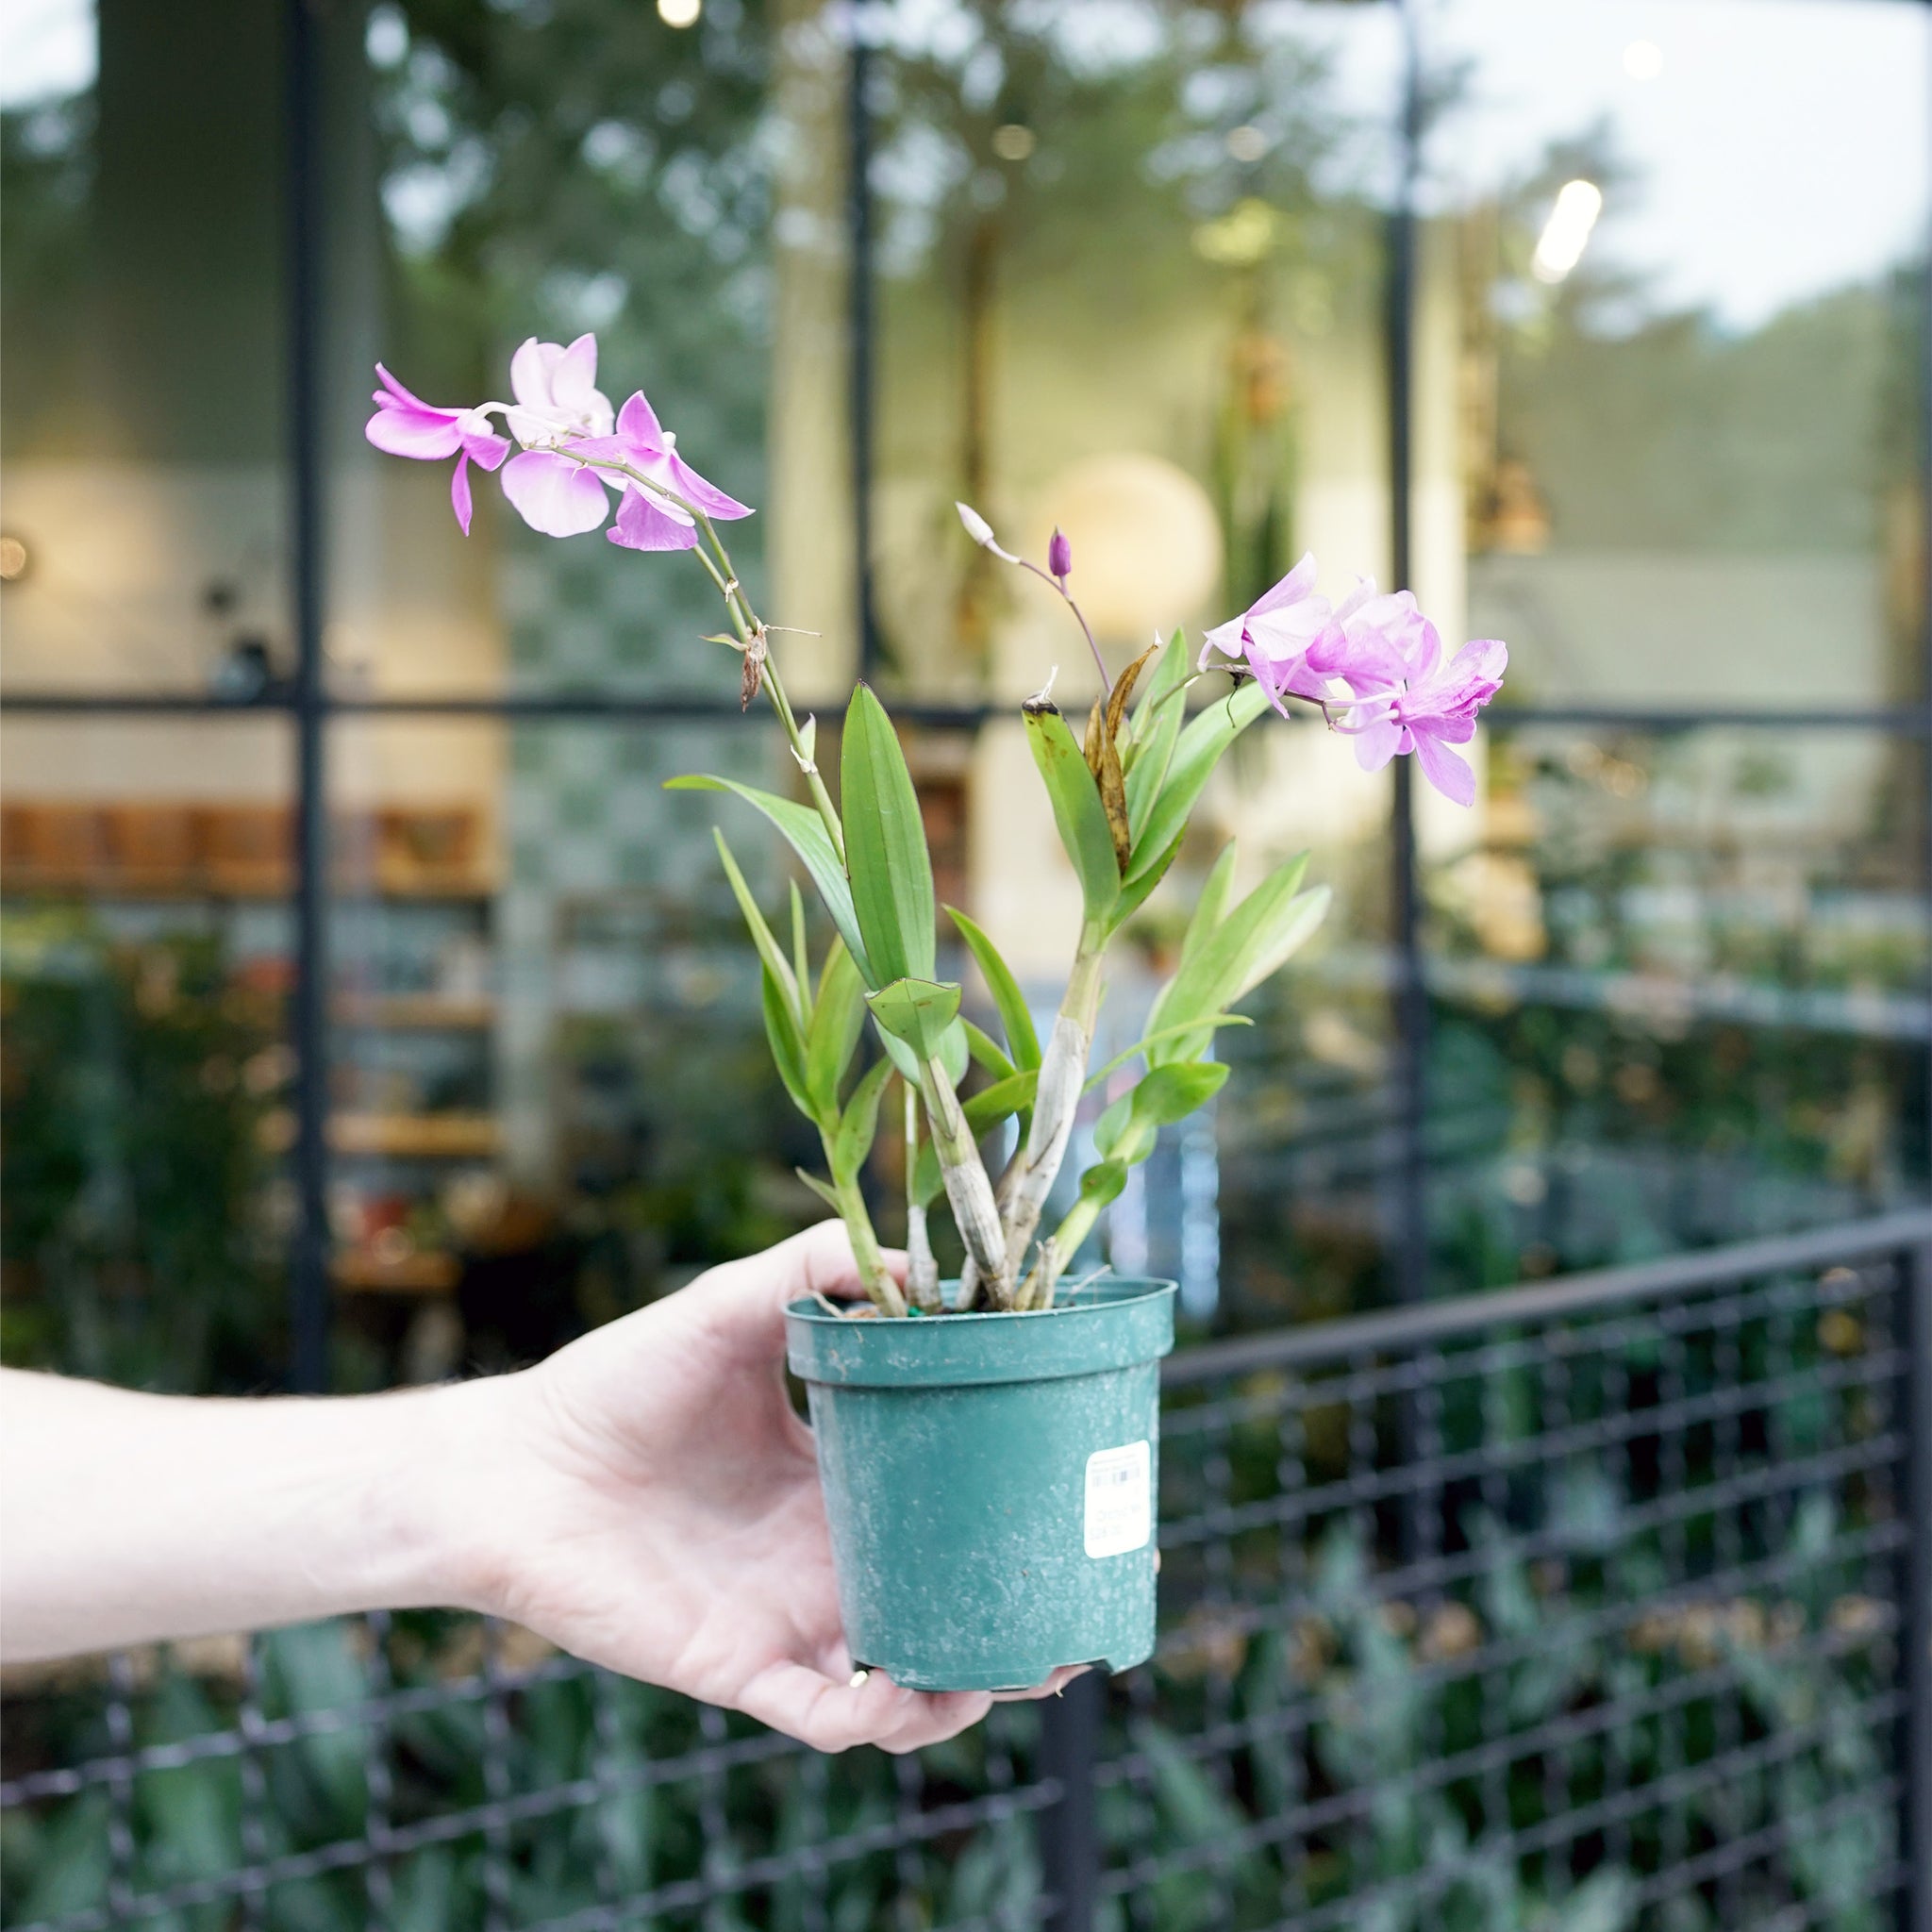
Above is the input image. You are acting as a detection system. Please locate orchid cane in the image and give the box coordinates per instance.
[366,333,1507,1316]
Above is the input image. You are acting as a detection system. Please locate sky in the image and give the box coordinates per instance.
[1319,0,1931,330]
[4,0,1925,331]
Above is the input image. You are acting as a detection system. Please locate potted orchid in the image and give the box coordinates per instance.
[366,334,1506,1691]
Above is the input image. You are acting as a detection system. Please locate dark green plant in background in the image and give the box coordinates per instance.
[0,911,283,1391]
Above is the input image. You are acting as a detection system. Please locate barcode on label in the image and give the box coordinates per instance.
[1083,1441,1152,1558]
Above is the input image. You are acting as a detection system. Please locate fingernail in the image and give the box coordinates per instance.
[849,1669,870,1689]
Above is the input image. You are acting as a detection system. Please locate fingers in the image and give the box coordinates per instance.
[736,1657,991,1755]
[991,1664,1091,1703]
[691,1221,908,1357]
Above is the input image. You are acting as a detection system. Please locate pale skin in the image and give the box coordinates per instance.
[0,1222,1068,1753]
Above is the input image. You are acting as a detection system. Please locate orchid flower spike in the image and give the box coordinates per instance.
[363,366,511,536]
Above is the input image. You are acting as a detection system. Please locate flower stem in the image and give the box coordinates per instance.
[694,512,848,866]
[1019,558,1110,699]
[565,452,849,862]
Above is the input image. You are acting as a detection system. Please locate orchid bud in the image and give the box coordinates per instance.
[955,501,1018,563]
[1048,526,1072,580]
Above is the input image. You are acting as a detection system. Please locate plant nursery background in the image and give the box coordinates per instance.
[0,0,1927,1925]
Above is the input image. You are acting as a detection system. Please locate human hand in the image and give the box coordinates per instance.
[449,1222,1070,1752]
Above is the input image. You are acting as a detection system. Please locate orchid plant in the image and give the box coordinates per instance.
[368,334,1506,1316]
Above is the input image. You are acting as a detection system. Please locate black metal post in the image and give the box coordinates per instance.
[1037,1669,1104,1932]
[1903,1239,1932,1932]
[1387,0,1426,1315]
[285,0,330,1394]
[846,18,882,686]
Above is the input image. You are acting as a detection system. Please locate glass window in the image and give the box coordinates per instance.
[1,0,295,699]
[0,715,296,1389]
[870,0,1402,702]
[1425,722,1929,1291]
[1424,0,1929,708]
[329,0,812,704]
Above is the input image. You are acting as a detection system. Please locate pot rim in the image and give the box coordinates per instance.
[785,1274,1175,1389]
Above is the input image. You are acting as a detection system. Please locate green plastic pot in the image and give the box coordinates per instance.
[784,1276,1176,1692]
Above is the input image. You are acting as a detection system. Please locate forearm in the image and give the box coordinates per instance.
[0,1368,507,1661]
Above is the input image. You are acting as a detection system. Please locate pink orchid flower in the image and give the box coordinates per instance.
[1202,562,1507,804]
[575,391,753,553]
[1197,554,1339,713]
[1343,620,1508,808]
[498,334,619,540]
[363,366,511,536]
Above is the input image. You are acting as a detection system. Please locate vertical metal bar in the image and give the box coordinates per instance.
[105,1651,139,1921]
[480,1621,514,1932]
[1901,1240,1932,1932]
[891,1751,925,1930]
[1387,0,1427,1312]
[1037,1669,1104,1932]
[846,16,882,685]
[238,1635,271,1932]
[284,0,330,1394]
[364,1612,395,1932]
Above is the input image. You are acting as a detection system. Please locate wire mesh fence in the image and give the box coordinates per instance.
[4,1212,1926,1932]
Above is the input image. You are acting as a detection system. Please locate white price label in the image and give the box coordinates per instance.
[1084,1441,1152,1558]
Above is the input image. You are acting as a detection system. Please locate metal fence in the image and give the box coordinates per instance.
[4,1210,1927,1932]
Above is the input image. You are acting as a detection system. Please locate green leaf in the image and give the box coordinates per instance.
[1131,1059,1230,1126]
[1127,627,1191,746]
[831,1056,894,1182]
[963,1068,1038,1137]
[762,966,815,1122]
[1160,852,1308,1026]
[806,938,867,1115]
[1124,680,1271,885]
[1074,1158,1129,1212]
[796,1168,844,1215]
[669,775,871,982]
[865,976,962,1061]
[939,1016,969,1087]
[911,1140,944,1209]
[1092,1090,1136,1164]
[1147,857,1327,1065]
[1024,705,1120,922]
[1123,631,1191,824]
[841,683,935,988]
[1179,843,1241,973]
[712,829,798,1019]
[946,906,1041,1071]
[1106,829,1183,936]
[1233,883,1329,1001]
[1084,1014,1253,1092]
[875,1014,968,1088]
[790,881,809,996]
[962,1019,1015,1082]
[1092,1061,1228,1164]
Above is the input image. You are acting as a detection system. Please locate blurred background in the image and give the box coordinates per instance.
[1,0,1926,1399]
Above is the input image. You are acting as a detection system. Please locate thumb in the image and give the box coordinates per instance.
[682,1220,905,1361]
